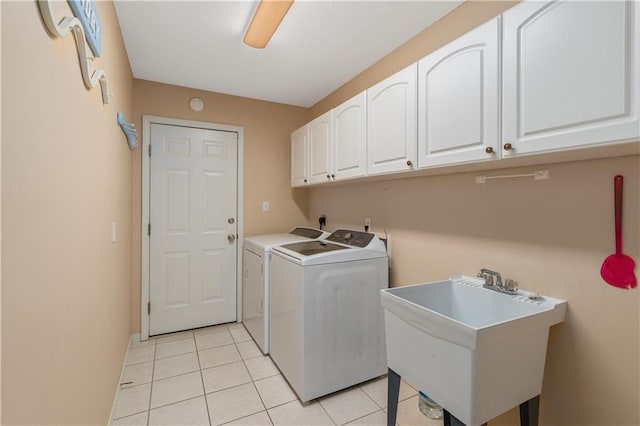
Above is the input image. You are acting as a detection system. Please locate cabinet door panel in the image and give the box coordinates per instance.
[418,17,499,168]
[503,1,640,156]
[291,125,308,187]
[367,64,417,175]
[308,111,333,184]
[334,92,366,180]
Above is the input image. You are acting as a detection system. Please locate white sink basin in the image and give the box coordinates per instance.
[381,275,566,426]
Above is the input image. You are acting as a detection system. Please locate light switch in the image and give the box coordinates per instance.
[262,201,270,212]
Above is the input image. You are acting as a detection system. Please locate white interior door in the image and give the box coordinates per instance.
[149,123,238,335]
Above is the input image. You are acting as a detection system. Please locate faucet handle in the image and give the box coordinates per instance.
[478,271,493,286]
[505,278,518,292]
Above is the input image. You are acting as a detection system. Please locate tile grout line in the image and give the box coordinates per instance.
[343,408,387,426]
[121,328,413,425]
[195,327,219,426]
[316,397,339,426]
[148,345,260,410]
[339,387,382,425]
[154,334,196,360]
[109,336,146,424]
[235,331,273,425]
[114,325,242,424]
[116,325,420,426]
[145,337,158,425]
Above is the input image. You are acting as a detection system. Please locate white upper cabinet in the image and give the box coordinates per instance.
[291,125,309,187]
[502,0,640,157]
[367,64,417,176]
[418,17,500,168]
[292,1,640,187]
[333,92,367,181]
[308,110,333,184]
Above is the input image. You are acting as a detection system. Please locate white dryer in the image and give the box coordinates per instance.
[269,229,388,402]
[243,227,329,354]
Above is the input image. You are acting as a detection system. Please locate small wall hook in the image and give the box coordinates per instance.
[117,112,138,150]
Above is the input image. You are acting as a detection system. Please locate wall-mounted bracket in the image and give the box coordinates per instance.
[117,112,139,150]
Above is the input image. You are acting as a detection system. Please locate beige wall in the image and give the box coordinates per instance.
[1,1,133,424]
[131,80,309,333]
[308,158,639,425]
[306,1,640,424]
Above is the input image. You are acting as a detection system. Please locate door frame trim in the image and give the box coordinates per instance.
[141,115,244,340]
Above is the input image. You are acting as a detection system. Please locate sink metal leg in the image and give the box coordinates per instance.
[519,395,540,426]
[443,410,487,426]
[443,410,463,426]
[387,368,401,426]
[388,370,534,426]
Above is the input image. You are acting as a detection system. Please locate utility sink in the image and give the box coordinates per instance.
[381,275,567,426]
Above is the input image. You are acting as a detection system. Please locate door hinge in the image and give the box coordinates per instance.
[148,144,152,157]
[148,223,151,236]
[148,302,151,315]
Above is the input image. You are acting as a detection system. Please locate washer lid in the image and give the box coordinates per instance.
[272,230,387,266]
[289,227,327,239]
[278,240,350,256]
[326,229,375,247]
[244,227,329,252]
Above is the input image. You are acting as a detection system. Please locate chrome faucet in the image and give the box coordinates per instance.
[476,269,519,295]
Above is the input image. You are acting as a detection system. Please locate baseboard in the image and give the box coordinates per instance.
[107,334,137,425]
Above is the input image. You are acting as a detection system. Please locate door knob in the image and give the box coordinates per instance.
[227,234,236,242]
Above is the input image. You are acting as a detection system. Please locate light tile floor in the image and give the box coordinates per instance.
[111,323,441,426]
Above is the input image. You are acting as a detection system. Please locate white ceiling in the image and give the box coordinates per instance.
[114,1,462,107]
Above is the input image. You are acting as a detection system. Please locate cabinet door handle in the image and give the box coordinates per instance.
[406,160,413,167]
[304,178,307,183]
[485,146,494,154]
[331,174,335,179]
[504,143,513,151]
[326,174,331,179]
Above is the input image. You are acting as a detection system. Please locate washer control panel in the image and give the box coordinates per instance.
[326,229,374,248]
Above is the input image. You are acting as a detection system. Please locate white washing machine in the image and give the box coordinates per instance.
[269,229,389,402]
[243,227,329,354]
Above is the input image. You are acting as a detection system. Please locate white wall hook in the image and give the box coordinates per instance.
[117,112,139,150]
